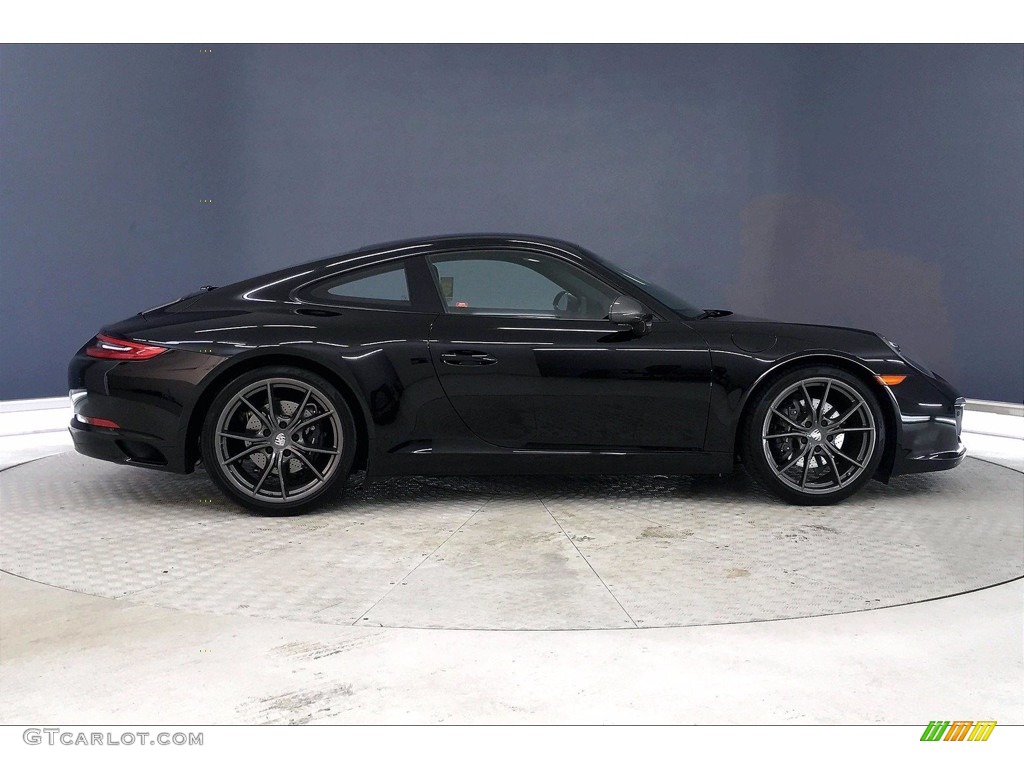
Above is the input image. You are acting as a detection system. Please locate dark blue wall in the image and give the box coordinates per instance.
[728,45,1023,402]
[2,44,1021,402]
[1,45,238,396]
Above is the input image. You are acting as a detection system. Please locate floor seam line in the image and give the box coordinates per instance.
[344,497,493,625]
[965,454,1024,475]
[539,497,639,629]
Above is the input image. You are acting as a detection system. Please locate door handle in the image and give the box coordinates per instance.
[440,350,498,366]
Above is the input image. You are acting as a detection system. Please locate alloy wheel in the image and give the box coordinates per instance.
[213,377,344,504]
[760,376,877,496]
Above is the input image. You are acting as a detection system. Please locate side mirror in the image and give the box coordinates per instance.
[608,295,653,336]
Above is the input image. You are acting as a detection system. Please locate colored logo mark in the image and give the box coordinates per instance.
[920,720,996,741]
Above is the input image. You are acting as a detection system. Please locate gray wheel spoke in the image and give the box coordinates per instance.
[239,395,273,430]
[277,452,288,500]
[287,387,313,429]
[251,458,275,496]
[764,431,804,440]
[818,380,832,419]
[831,401,864,428]
[779,444,810,474]
[294,444,339,456]
[824,451,845,487]
[827,444,867,469]
[800,447,814,488]
[266,382,277,423]
[832,426,873,433]
[800,382,814,416]
[294,410,335,431]
[220,444,267,467]
[293,450,326,482]
[218,430,264,441]
[771,408,804,430]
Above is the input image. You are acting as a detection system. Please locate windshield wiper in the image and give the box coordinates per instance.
[695,309,733,320]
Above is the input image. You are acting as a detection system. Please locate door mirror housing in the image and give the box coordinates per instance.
[608,295,653,336]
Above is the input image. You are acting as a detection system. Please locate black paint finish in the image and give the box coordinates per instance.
[68,235,965,483]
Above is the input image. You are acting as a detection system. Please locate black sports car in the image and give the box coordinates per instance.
[68,234,965,514]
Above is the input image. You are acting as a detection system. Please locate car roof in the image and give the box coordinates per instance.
[221,234,595,303]
[303,233,588,270]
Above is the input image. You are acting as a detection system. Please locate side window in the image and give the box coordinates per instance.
[303,262,410,306]
[427,251,619,319]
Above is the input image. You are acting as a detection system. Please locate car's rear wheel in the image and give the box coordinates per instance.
[743,366,885,505]
[200,366,356,515]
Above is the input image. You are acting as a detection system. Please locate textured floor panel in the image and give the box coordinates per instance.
[360,498,633,629]
[0,452,1021,629]
[140,499,486,623]
[543,501,868,627]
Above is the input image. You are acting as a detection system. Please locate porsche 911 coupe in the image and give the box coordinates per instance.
[68,234,965,514]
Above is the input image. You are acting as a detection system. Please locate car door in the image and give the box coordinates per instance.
[424,248,712,450]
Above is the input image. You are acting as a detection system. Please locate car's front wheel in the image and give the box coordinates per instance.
[743,366,886,505]
[200,366,356,515]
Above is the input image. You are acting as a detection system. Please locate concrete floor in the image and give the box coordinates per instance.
[0,403,1021,724]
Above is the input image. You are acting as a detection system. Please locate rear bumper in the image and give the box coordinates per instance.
[69,416,187,473]
[67,345,226,474]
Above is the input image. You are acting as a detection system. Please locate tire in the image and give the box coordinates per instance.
[200,366,357,515]
[742,366,886,505]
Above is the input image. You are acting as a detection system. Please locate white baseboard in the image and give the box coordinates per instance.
[0,396,70,413]
[965,398,1024,417]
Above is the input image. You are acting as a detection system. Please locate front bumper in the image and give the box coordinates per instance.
[893,441,967,474]
[890,397,966,476]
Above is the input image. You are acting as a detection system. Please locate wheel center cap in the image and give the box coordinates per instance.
[808,428,823,443]
[273,432,288,448]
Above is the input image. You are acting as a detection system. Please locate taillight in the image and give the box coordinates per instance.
[85,333,167,360]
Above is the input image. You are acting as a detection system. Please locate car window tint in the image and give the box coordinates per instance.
[311,263,411,304]
[428,251,618,319]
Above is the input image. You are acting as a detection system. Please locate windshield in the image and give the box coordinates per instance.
[585,249,704,320]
